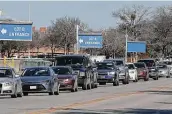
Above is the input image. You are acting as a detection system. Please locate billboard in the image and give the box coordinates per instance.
[0,23,32,41]
[127,41,146,53]
[78,34,103,48]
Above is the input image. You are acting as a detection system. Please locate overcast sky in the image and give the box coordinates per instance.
[0,1,172,30]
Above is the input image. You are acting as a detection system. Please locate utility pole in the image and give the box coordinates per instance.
[125,27,128,63]
[76,25,79,54]
[28,3,31,58]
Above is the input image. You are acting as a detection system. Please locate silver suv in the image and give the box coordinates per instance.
[0,67,23,98]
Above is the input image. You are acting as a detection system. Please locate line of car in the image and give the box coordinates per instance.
[0,55,171,98]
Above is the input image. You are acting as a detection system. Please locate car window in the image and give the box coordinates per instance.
[0,69,13,78]
[56,56,84,65]
[127,64,135,69]
[52,67,71,75]
[96,62,114,70]
[134,63,145,68]
[22,68,50,76]
[138,60,155,67]
[157,65,167,69]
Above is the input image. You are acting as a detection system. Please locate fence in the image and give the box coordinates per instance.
[0,58,52,73]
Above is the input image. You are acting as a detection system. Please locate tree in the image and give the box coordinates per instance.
[50,16,87,54]
[103,28,125,58]
[152,6,172,57]
[112,5,151,41]
[42,26,59,58]
[1,41,27,58]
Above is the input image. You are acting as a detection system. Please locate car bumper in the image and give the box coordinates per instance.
[0,85,14,95]
[129,73,136,80]
[59,83,73,90]
[149,72,158,78]
[22,83,50,93]
[158,73,168,77]
[97,75,115,83]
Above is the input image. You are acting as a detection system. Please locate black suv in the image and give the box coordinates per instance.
[137,59,159,80]
[55,55,98,90]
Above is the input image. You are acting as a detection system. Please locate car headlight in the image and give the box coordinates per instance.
[108,72,115,75]
[80,72,85,76]
[4,82,13,86]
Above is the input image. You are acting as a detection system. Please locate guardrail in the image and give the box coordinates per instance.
[0,58,52,72]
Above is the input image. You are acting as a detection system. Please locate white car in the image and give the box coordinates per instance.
[126,63,138,82]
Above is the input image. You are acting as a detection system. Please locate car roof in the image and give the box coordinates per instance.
[97,61,114,64]
[24,66,50,69]
[126,62,133,64]
[0,67,13,70]
[104,58,124,61]
[56,54,89,58]
[138,58,155,61]
[134,62,145,64]
[51,66,71,68]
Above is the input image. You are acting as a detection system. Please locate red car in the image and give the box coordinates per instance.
[134,62,149,81]
[52,66,78,92]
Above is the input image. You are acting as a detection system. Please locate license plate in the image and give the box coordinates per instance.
[101,76,105,78]
[30,86,37,89]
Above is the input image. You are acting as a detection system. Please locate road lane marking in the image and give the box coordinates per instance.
[28,84,172,114]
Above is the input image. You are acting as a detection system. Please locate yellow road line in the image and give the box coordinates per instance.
[28,84,172,114]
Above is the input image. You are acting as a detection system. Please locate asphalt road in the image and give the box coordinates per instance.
[1,78,172,114]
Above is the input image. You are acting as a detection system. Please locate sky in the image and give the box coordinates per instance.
[0,1,172,30]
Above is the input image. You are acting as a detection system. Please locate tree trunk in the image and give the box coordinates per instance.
[51,47,54,59]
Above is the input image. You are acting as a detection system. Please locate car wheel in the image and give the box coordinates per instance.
[23,92,28,96]
[113,80,119,86]
[144,77,149,81]
[87,83,91,90]
[17,92,23,97]
[94,83,98,88]
[11,86,17,98]
[82,84,87,90]
[166,76,170,78]
[122,78,127,84]
[54,84,59,95]
[17,87,23,97]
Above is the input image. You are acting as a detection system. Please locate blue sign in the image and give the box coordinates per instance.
[127,41,146,53]
[78,34,103,48]
[0,24,32,41]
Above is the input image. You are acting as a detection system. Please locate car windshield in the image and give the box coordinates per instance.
[138,60,155,67]
[157,65,167,69]
[115,61,124,66]
[56,57,83,66]
[22,68,50,76]
[0,69,13,78]
[163,61,172,65]
[134,63,145,68]
[52,67,71,75]
[104,60,123,66]
[96,63,114,70]
[126,64,135,69]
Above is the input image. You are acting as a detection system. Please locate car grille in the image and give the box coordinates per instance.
[22,84,46,91]
[98,73,108,75]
